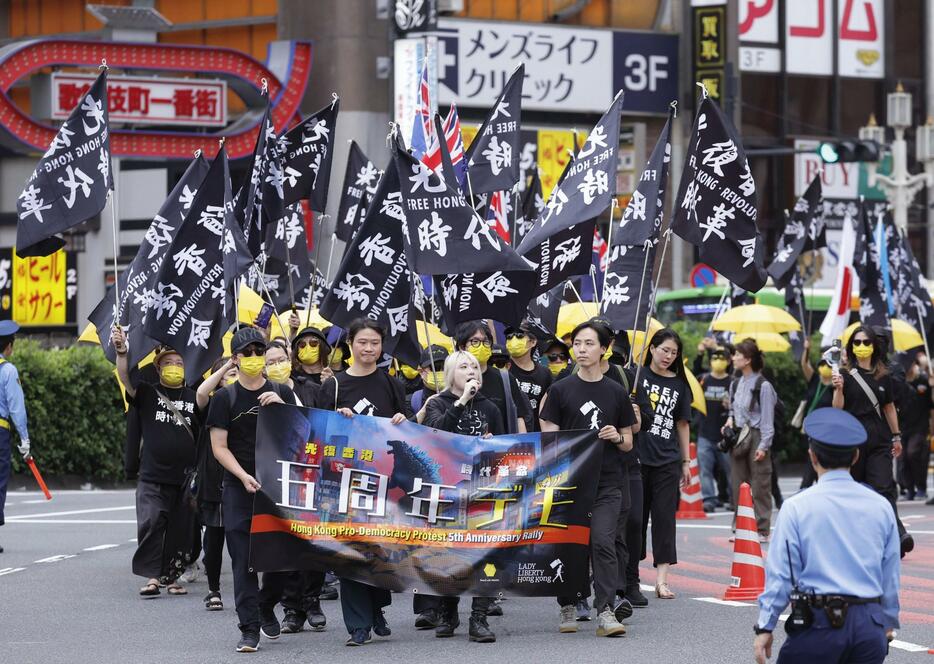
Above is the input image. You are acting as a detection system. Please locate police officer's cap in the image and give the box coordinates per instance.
[803,408,867,447]
[0,320,20,336]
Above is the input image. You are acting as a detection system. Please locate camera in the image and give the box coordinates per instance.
[822,339,842,373]
[717,425,739,453]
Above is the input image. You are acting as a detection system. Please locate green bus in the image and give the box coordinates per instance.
[654,284,835,328]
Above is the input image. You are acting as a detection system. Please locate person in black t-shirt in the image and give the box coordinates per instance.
[113,327,199,600]
[317,319,406,647]
[540,321,635,638]
[505,322,551,430]
[207,326,297,653]
[897,354,934,500]
[637,328,692,600]
[831,325,912,557]
[453,321,532,434]
[692,340,733,512]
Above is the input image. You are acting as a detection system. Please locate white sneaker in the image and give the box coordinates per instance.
[559,604,578,633]
[181,562,202,583]
[595,608,626,637]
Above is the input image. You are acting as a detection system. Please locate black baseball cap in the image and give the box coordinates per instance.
[419,344,449,369]
[231,326,268,354]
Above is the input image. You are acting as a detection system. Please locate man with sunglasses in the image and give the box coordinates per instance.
[505,322,552,432]
[453,321,532,434]
[207,326,298,653]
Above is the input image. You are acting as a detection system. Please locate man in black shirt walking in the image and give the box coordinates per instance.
[113,327,199,600]
[540,321,636,638]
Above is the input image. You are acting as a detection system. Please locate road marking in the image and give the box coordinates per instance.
[677,524,732,530]
[901,514,924,520]
[34,554,77,564]
[639,584,654,593]
[5,519,136,524]
[20,499,48,504]
[890,639,930,652]
[6,505,134,520]
[693,597,753,607]
[128,538,137,542]
[83,544,119,551]
[0,567,26,576]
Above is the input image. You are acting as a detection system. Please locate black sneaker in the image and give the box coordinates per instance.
[613,596,633,622]
[260,609,281,640]
[575,598,591,621]
[281,609,305,634]
[468,613,496,643]
[900,532,915,558]
[307,597,326,631]
[625,586,649,608]
[346,628,371,646]
[320,583,339,601]
[415,608,439,630]
[236,631,259,653]
[486,601,503,617]
[373,609,391,637]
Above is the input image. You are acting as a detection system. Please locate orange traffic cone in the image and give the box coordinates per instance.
[723,482,765,600]
[676,442,708,520]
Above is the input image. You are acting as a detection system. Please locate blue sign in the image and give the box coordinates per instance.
[612,31,680,114]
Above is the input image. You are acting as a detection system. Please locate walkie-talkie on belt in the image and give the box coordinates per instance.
[785,539,813,634]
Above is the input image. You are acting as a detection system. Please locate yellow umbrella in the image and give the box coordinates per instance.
[627,318,665,364]
[683,363,707,416]
[237,285,288,339]
[279,307,331,339]
[841,320,924,352]
[738,331,791,353]
[556,302,601,340]
[416,321,453,351]
[78,322,100,344]
[710,303,801,335]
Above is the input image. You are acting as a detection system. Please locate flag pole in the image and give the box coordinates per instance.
[510,182,520,248]
[631,227,672,392]
[916,301,932,362]
[305,212,325,328]
[565,279,591,320]
[417,283,441,395]
[100,60,122,319]
[323,218,335,284]
[257,254,287,339]
[625,240,655,368]
[283,215,296,312]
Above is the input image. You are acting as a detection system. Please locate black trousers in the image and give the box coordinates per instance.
[850,441,907,538]
[202,525,225,592]
[132,480,182,580]
[222,481,287,633]
[904,431,931,494]
[624,460,643,591]
[640,461,679,567]
[282,570,325,613]
[339,578,392,634]
[558,480,627,611]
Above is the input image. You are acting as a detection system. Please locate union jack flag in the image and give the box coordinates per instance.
[410,60,438,162]
[424,104,467,189]
[485,190,511,243]
[593,226,608,272]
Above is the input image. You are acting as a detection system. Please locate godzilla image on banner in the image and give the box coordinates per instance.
[250,405,603,598]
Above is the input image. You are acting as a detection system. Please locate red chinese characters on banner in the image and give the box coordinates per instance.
[51,73,227,127]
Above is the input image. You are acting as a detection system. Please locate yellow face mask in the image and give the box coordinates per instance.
[506,338,528,358]
[400,364,419,380]
[329,348,344,366]
[298,345,320,365]
[602,346,613,361]
[239,356,265,377]
[710,358,729,374]
[852,343,874,360]
[346,354,354,367]
[160,365,185,387]
[422,371,443,391]
[467,344,492,365]
[548,362,565,377]
[225,376,238,385]
[266,361,291,384]
[818,364,833,379]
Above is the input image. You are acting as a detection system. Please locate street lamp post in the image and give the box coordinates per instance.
[861,83,934,234]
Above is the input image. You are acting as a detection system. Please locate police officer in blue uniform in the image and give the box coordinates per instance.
[0,320,31,554]
[754,408,900,663]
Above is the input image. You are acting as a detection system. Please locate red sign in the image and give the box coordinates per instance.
[51,73,226,127]
[690,263,718,288]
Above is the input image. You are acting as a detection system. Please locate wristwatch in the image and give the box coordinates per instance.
[753,625,772,635]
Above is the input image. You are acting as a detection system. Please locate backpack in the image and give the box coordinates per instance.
[730,374,786,440]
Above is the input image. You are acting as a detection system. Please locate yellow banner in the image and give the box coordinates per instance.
[13,248,67,326]
[536,129,576,200]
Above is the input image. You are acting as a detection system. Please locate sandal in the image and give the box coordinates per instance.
[204,591,223,611]
[139,582,160,598]
[655,583,676,599]
[166,583,188,596]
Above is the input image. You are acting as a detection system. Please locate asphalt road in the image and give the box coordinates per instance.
[1,478,932,664]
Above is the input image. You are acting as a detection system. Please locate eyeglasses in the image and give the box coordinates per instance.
[240,345,265,357]
[546,353,568,362]
[852,339,873,347]
[467,339,492,349]
[505,332,526,340]
[297,339,320,348]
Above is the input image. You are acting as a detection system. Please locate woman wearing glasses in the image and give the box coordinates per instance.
[831,326,913,556]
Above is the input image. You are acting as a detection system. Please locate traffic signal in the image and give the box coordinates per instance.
[817,139,881,163]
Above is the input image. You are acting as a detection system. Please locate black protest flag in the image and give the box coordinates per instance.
[518,92,623,253]
[143,147,249,382]
[893,231,934,334]
[280,97,339,210]
[670,96,767,292]
[600,242,656,331]
[88,154,210,367]
[464,64,524,195]
[767,175,823,288]
[17,70,113,257]
[525,282,565,337]
[613,107,673,247]
[335,141,380,243]
[238,100,286,258]
[516,169,545,245]
[392,144,531,276]
[523,220,597,297]
[785,271,807,362]
[852,202,888,328]
[434,269,536,331]
[320,160,415,358]
[246,203,313,311]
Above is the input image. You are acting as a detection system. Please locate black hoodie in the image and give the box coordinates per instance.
[423,389,506,437]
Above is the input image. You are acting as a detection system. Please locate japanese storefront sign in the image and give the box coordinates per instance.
[783,0,884,78]
[692,5,726,101]
[250,405,602,597]
[431,19,677,114]
[0,248,77,326]
[49,73,227,127]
